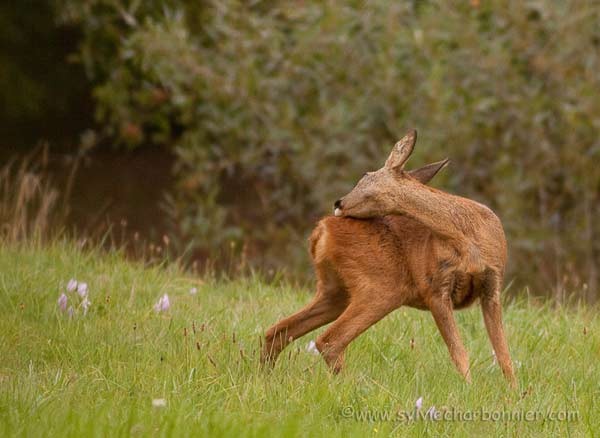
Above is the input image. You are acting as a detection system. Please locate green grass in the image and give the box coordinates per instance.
[0,241,598,437]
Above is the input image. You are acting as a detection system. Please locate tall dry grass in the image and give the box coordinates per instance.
[0,148,201,273]
[0,147,67,243]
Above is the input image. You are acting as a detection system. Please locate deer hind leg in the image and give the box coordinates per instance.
[315,293,399,374]
[261,265,348,367]
[478,271,516,387]
[428,288,471,382]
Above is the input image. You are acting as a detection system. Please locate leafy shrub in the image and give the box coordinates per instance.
[59,0,600,299]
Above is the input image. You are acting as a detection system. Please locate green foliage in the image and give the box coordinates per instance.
[60,0,600,295]
[1,242,598,436]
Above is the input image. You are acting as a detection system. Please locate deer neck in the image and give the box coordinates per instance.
[390,183,471,242]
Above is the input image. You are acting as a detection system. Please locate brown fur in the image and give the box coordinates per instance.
[261,130,516,386]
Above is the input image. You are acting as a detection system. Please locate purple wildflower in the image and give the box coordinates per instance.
[306,340,319,355]
[154,294,171,313]
[415,397,423,410]
[66,279,78,292]
[77,282,88,298]
[58,293,68,312]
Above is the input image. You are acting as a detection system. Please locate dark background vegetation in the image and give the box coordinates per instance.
[2,0,599,301]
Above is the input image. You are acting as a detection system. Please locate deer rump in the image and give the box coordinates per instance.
[310,215,479,311]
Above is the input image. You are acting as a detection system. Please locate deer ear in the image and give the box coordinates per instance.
[385,129,417,170]
[408,158,449,184]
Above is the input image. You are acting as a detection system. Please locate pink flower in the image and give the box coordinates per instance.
[77,282,88,298]
[154,294,170,312]
[306,340,319,355]
[415,397,423,410]
[66,279,78,292]
[58,293,68,312]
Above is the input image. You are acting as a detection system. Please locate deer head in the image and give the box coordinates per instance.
[334,130,448,217]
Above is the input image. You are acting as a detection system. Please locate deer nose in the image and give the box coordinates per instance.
[333,199,343,217]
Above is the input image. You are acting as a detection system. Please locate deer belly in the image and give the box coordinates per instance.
[451,272,478,309]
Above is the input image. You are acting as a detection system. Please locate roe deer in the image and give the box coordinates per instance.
[261,130,515,386]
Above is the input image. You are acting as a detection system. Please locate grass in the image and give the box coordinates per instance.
[0,241,598,437]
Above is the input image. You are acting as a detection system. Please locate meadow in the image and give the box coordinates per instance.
[0,241,598,437]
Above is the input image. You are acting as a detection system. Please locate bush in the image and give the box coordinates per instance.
[59,0,600,299]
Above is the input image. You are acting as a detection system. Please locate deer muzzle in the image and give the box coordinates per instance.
[334,199,343,217]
